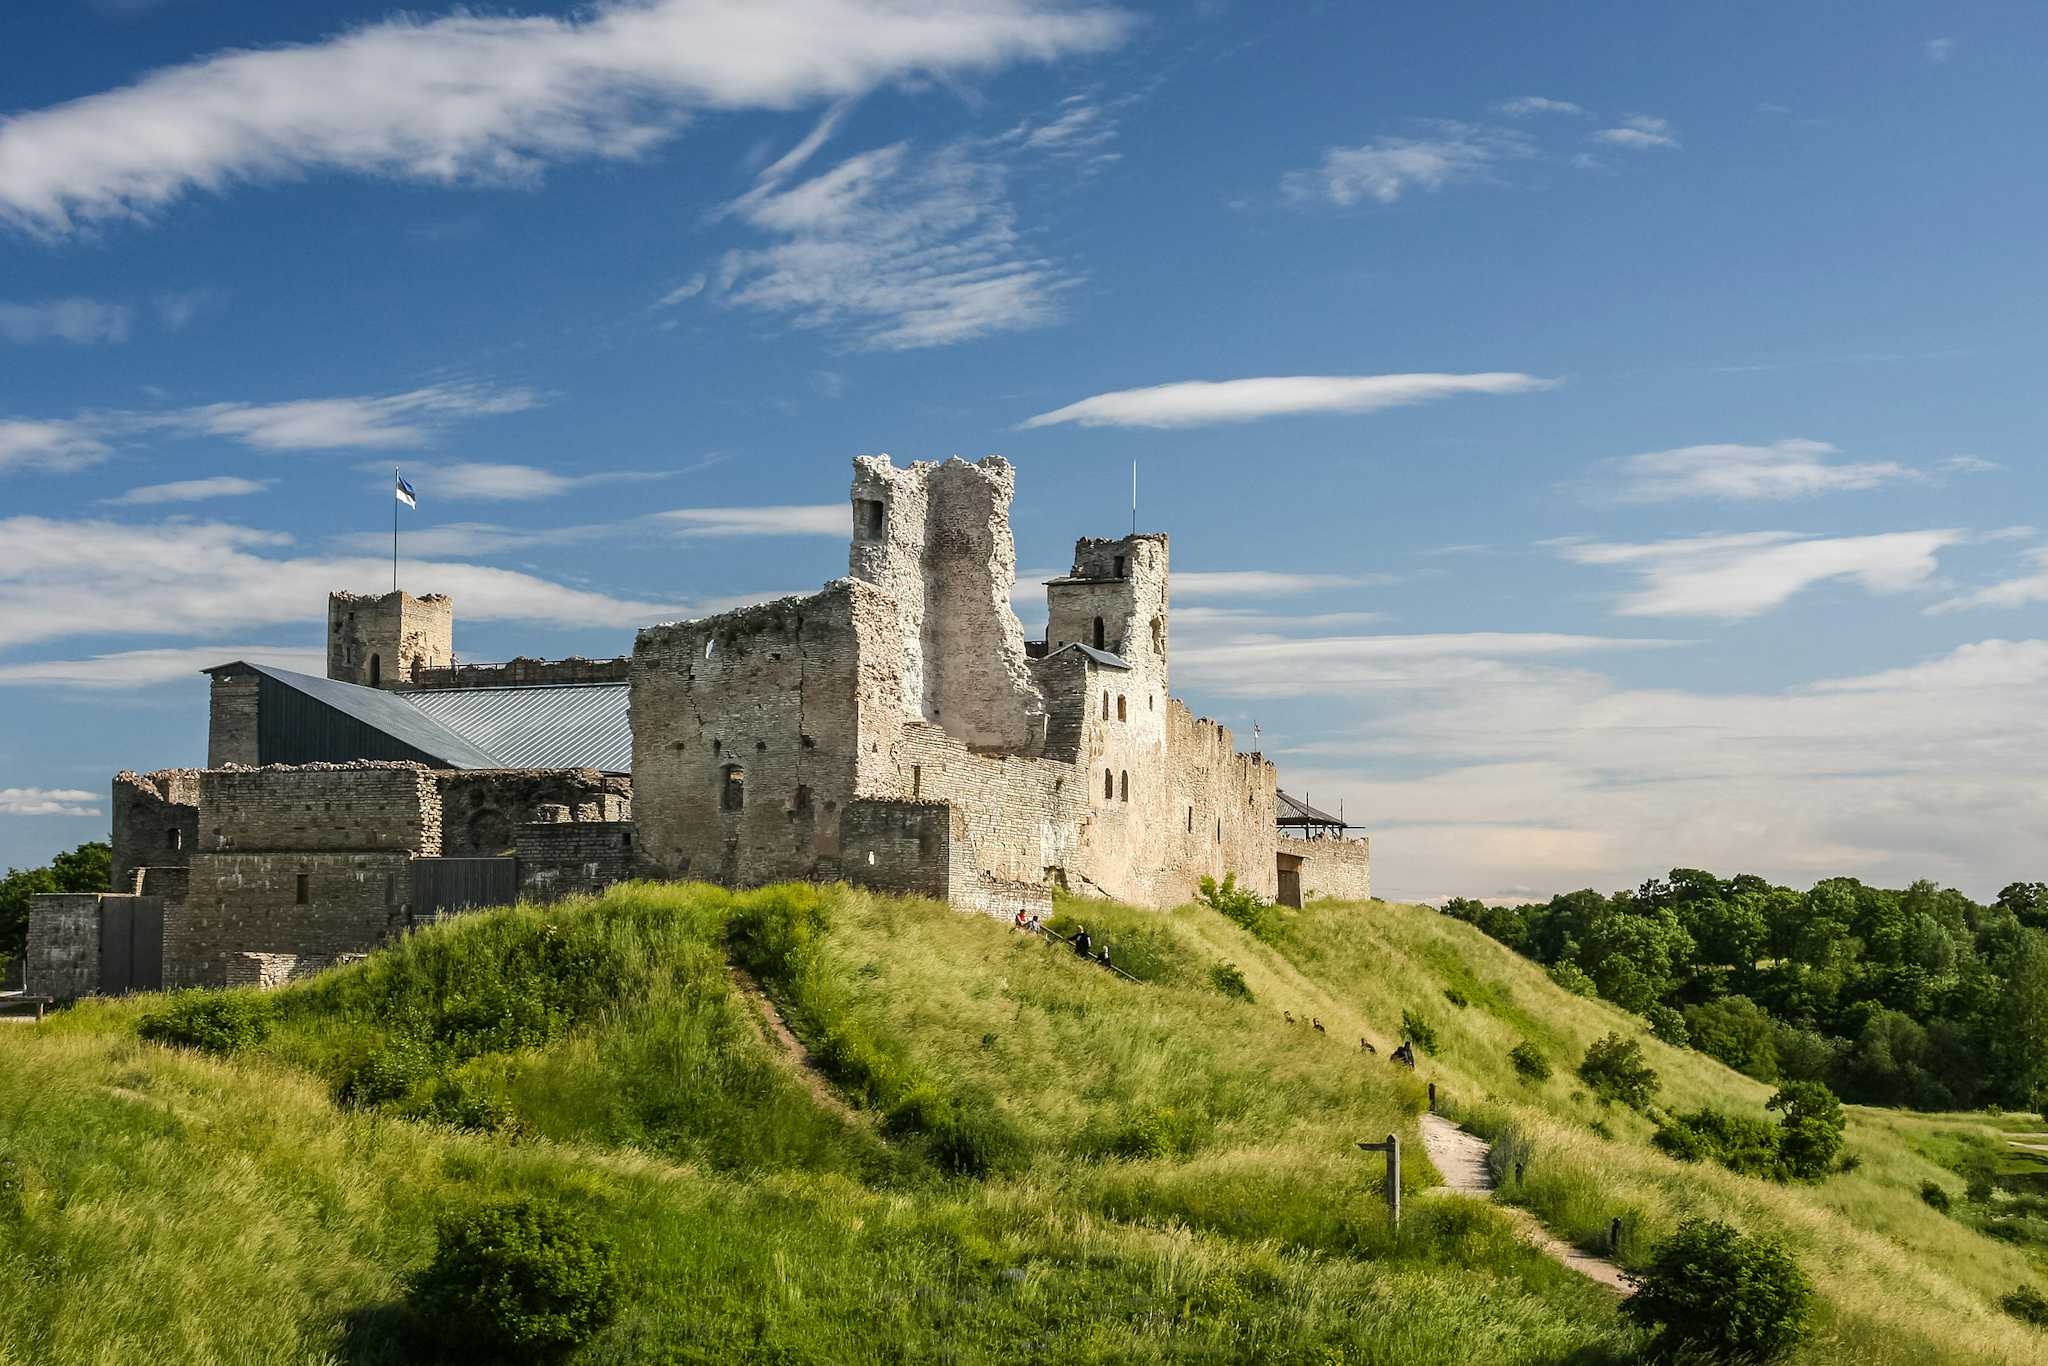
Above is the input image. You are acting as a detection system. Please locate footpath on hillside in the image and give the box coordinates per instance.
[1417,1113,1637,1295]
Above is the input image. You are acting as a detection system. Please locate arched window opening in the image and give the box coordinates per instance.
[1092,617,1105,649]
[1151,616,1164,654]
[1119,771,1129,802]
[721,764,746,812]
[1117,695,1127,721]
[367,654,381,687]
[1101,690,1109,719]
[1104,769,1114,800]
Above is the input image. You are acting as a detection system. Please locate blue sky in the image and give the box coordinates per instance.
[1,0,2043,901]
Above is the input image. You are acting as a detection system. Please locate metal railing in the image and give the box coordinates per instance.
[1015,920,1144,985]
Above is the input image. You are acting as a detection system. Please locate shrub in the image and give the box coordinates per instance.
[1624,1218,1810,1361]
[1578,1033,1658,1110]
[1920,1180,1953,1214]
[1400,1010,1440,1054]
[1197,873,1274,941]
[409,1198,619,1361]
[2002,1285,2048,1327]
[883,1084,1022,1178]
[1645,1004,1690,1048]
[1653,1108,1785,1179]
[337,1042,426,1108]
[1208,962,1254,1002]
[137,992,274,1056]
[1548,961,1597,998]
[1766,1082,1845,1180]
[1509,1041,1551,1083]
[1442,987,1469,1009]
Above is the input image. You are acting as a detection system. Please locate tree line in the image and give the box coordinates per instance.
[1444,871,2048,1112]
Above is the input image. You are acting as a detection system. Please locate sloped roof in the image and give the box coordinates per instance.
[1277,789,1346,828]
[204,663,630,772]
[404,682,630,772]
[1050,642,1132,671]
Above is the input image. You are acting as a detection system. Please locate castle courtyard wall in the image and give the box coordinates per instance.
[1278,834,1373,903]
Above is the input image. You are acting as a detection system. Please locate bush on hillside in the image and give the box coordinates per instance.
[137,992,274,1056]
[1644,1004,1690,1047]
[1197,873,1275,941]
[1208,962,1254,1002]
[409,1197,619,1361]
[1653,1107,1786,1179]
[1400,1010,1440,1054]
[1766,1082,1846,1179]
[1578,1033,1659,1110]
[1548,961,1597,998]
[1509,1041,1552,1083]
[2002,1285,2048,1326]
[1624,1218,1810,1361]
[1920,1180,1954,1213]
[337,1041,427,1108]
[1442,987,1469,1009]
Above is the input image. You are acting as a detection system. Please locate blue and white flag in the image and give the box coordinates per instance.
[394,473,417,508]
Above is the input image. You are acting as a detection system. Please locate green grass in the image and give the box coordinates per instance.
[4,881,2046,1362]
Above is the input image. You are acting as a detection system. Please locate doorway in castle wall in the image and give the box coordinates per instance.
[1276,853,1303,909]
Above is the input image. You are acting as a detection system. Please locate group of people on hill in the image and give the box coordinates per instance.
[1014,908,1115,971]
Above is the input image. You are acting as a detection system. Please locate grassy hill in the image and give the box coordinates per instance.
[1,883,2043,1364]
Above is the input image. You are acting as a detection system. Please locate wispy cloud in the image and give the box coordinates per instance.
[1938,454,2001,475]
[1174,630,1683,699]
[0,297,132,343]
[0,515,687,649]
[1170,570,1388,598]
[1592,114,1679,150]
[421,462,672,501]
[1021,372,1552,429]
[0,787,100,817]
[717,139,1074,349]
[652,505,848,537]
[996,91,1129,170]
[1282,122,1530,206]
[1929,546,2048,614]
[1608,438,1918,502]
[1495,96,1586,118]
[655,274,707,308]
[0,419,109,472]
[0,643,321,688]
[1926,37,1956,63]
[105,475,270,505]
[0,0,1131,237]
[1556,529,1962,618]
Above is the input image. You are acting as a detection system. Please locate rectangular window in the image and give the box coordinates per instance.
[912,764,922,798]
[855,499,885,540]
[294,873,309,905]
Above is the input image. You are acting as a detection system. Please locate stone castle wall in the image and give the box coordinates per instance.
[111,769,201,891]
[515,819,639,902]
[206,672,261,766]
[1278,834,1373,903]
[1158,701,1281,904]
[402,656,630,691]
[23,894,99,998]
[327,590,453,687]
[437,769,630,857]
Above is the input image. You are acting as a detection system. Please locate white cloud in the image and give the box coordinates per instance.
[0,297,132,343]
[1174,630,1683,698]
[656,273,707,308]
[0,515,687,650]
[1938,454,2002,474]
[173,381,538,451]
[1495,96,1586,118]
[1929,547,2048,614]
[652,505,848,537]
[717,139,1073,349]
[1169,570,1388,598]
[0,643,322,688]
[154,287,225,331]
[1592,114,1679,150]
[1926,37,1955,63]
[0,787,101,817]
[1609,438,1917,502]
[423,462,672,501]
[1020,372,1552,429]
[106,475,270,505]
[0,0,1131,236]
[997,92,1126,168]
[1260,636,2048,902]
[1282,123,1530,206]
[1557,528,1962,618]
[0,418,109,472]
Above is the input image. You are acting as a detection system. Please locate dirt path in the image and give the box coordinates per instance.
[727,964,866,1128]
[1417,1113,1636,1295]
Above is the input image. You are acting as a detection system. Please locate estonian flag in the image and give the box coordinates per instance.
[394,473,417,508]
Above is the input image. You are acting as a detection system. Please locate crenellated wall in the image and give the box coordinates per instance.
[111,769,201,891]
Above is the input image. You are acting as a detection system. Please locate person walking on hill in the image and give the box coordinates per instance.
[1072,926,1093,958]
[1015,908,1030,930]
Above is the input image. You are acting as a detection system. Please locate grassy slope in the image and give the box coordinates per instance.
[0,883,2041,1364]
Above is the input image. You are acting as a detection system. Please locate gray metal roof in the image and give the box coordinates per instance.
[1277,789,1347,828]
[220,663,509,768]
[1052,642,1132,671]
[404,683,630,773]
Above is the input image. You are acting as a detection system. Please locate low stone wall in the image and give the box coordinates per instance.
[224,951,365,990]
[839,800,950,901]
[24,894,100,999]
[1279,834,1372,903]
[112,769,201,890]
[404,656,630,690]
[514,819,638,902]
[176,850,413,988]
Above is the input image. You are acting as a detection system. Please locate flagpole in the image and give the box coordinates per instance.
[392,466,399,595]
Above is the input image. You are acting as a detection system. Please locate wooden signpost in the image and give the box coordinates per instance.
[1357,1133,1401,1226]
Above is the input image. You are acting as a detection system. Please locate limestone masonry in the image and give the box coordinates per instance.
[26,455,1369,995]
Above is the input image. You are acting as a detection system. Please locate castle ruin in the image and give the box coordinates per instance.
[24,455,1369,995]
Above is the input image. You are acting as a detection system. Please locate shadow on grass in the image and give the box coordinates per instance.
[337,1302,432,1366]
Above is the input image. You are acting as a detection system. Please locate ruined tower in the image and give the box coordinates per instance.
[326,590,453,688]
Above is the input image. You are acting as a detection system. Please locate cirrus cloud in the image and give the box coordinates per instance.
[1556,528,1963,618]
[1020,372,1552,429]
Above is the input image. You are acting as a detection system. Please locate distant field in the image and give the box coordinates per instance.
[1,883,2042,1364]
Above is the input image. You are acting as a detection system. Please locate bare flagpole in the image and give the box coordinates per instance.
[1131,460,1137,535]
[392,466,399,594]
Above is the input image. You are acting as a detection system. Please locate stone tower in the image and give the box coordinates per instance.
[1045,533,1170,684]
[326,590,453,688]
